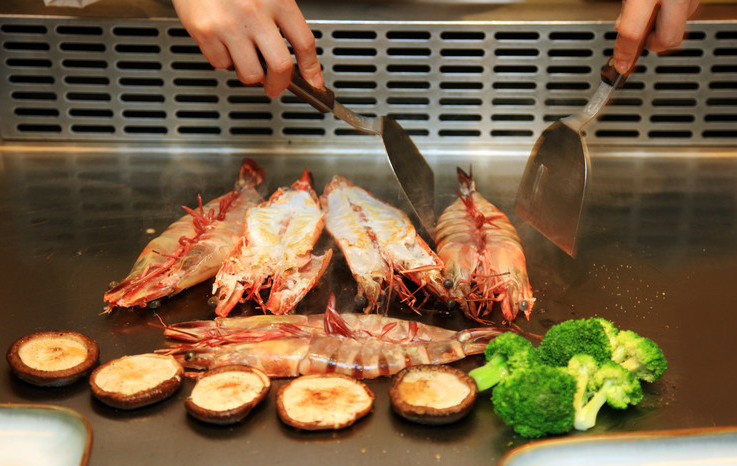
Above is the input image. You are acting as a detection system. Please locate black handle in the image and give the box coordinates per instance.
[286,67,335,114]
[258,56,335,114]
[601,58,626,89]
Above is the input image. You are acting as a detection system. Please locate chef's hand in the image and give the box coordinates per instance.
[613,0,700,75]
[171,0,323,97]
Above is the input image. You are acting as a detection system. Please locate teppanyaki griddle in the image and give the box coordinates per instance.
[1,146,736,465]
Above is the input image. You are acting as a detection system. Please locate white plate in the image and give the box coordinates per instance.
[0,403,92,466]
[498,426,737,466]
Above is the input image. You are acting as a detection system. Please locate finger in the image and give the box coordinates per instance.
[255,29,295,97]
[229,41,265,86]
[647,0,690,53]
[198,39,235,71]
[276,2,323,89]
[614,0,659,75]
[172,0,234,70]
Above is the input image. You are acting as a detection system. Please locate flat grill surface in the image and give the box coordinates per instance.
[1,145,736,465]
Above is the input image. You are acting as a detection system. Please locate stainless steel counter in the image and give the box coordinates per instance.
[1,143,736,465]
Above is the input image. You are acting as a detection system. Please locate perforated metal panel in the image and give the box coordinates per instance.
[1,17,736,146]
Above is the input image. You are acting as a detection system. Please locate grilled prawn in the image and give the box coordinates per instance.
[104,158,265,312]
[212,169,331,317]
[160,293,506,379]
[320,175,452,313]
[435,167,534,323]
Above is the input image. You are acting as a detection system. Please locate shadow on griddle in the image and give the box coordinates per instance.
[6,369,91,402]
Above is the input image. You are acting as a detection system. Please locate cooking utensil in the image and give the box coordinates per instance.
[286,68,436,245]
[513,61,624,257]
[514,10,657,257]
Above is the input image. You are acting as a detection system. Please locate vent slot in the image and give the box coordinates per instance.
[0,17,735,146]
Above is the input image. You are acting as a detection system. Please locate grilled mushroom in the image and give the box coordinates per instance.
[89,353,183,410]
[276,374,375,430]
[6,330,99,387]
[389,364,477,425]
[185,365,271,425]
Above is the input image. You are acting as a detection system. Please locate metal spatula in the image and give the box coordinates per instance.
[515,13,657,257]
[286,68,436,245]
[514,59,628,257]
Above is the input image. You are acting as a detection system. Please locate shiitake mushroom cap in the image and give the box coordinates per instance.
[89,353,183,410]
[389,364,478,425]
[6,330,100,387]
[276,374,375,431]
[185,365,271,425]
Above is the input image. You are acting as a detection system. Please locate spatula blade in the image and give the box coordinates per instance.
[514,121,590,257]
[380,117,436,245]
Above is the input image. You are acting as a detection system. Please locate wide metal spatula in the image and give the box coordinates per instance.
[514,60,626,257]
[515,11,658,257]
[286,68,436,245]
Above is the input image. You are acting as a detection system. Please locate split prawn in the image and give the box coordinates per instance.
[320,175,452,313]
[435,167,535,323]
[212,169,331,317]
[104,158,265,312]
[159,293,507,379]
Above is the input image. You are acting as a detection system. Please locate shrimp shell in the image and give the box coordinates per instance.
[435,167,535,323]
[104,158,265,312]
[212,169,331,317]
[160,294,506,379]
[320,175,452,313]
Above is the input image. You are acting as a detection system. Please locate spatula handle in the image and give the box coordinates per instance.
[259,56,335,114]
[600,59,626,89]
[287,66,336,114]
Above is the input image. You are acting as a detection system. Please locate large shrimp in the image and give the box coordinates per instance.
[435,167,535,323]
[212,169,332,317]
[104,158,265,312]
[159,293,507,379]
[320,175,452,313]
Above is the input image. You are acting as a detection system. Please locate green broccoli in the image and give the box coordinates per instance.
[571,360,643,431]
[538,318,614,367]
[491,365,576,438]
[566,354,600,427]
[590,317,619,346]
[468,332,542,392]
[611,330,668,382]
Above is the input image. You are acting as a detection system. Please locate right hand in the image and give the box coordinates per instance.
[172,0,323,97]
[613,0,701,75]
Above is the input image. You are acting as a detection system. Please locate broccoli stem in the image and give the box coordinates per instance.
[619,358,646,376]
[611,346,627,363]
[571,375,589,418]
[468,353,508,391]
[574,388,607,431]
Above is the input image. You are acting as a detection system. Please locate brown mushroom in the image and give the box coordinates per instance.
[89,353,183,410]
[6,330,100,387]
[389,364,477,425]
[185,365,271,425]
[276,374,375,430]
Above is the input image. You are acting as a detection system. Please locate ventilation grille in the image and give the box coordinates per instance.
[1,17,736,146]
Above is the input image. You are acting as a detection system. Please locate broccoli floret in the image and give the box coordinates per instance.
[590,317,619,347]
[611,330,668,382]
[468,332,542,391]
[492,365,576,438]
[538,318,613,367]
[566,354,600,426]
[572,360,643,431]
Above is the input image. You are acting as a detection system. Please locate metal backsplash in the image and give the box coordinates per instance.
[1,16,736,147]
